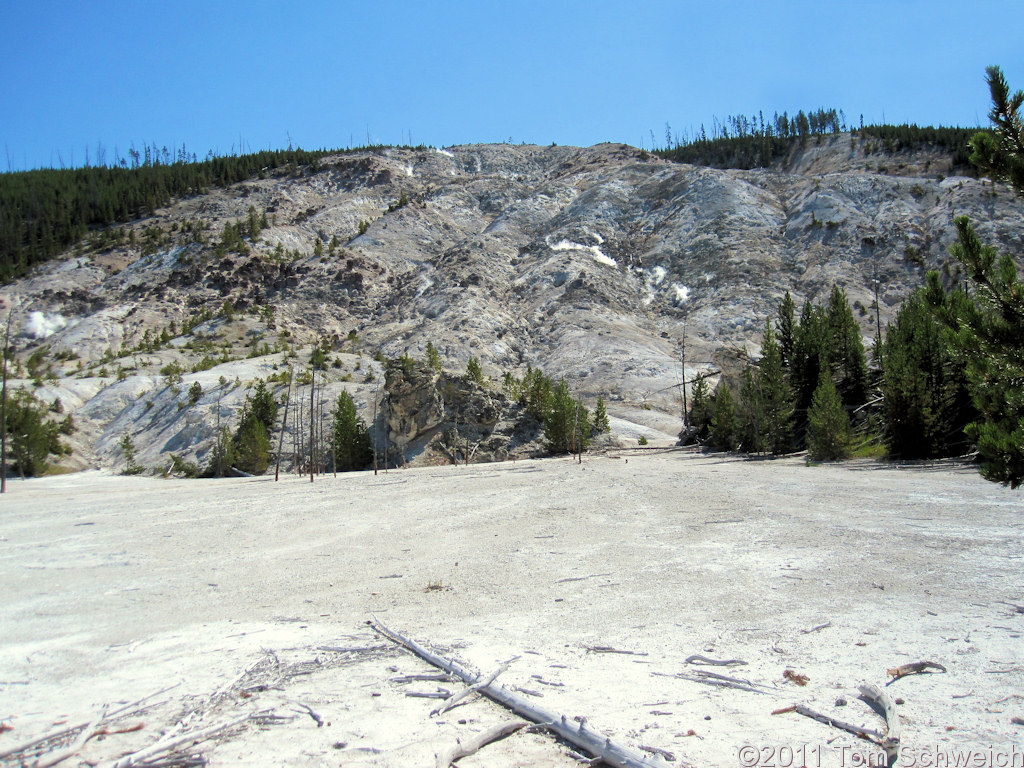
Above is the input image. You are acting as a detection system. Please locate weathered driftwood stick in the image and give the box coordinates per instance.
[368,619,668,768]
[800,622,832,634]
[294,702,323,727]
[859,683,900,766]
[434,719,529,768]
[886,660,946,679]
[585,646,648,656]
[0,686,177,765]
[0,723,91,762]
[391,673,454,683]
[432,658,518,717]
[407,689,452,699]
[106,711,266,768]
[792,704,887,742]
[684,654,747,666]
[667,669,770,694]
[34,717,100,768]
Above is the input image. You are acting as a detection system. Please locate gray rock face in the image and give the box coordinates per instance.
[3,137,1022,470]
[381,361,544,465]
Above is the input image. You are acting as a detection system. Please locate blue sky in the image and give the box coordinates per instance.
[2,0,1022,171]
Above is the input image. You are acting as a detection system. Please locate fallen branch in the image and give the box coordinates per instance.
[390,673,454,684]
[777,684,900,766]
[0,686,177,765]
[664,669,772,695]
[585,646,648,656]
[369,618,668,768]
[800,622,832,634]
[434,719,529,768]
[106,711,269,768]
[684,655,747,667]
[887,661,946,679]
[432,658,518,717]
[293,702,323,728]
[640,744,676,762]
[34,716,101,768]
[859,683,900,767]
[792,704,887,742]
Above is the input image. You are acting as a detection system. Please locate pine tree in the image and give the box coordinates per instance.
[466,356,485,386]
[710,381,738,451]
[825,285,869,408]
[544,379,589,454]
[120,432,142,475]
[738,367,766,454]
[882,289,974,459]
[234,416,271,474]
[924,66,1024,487]
[927,220,1024,485]
[776,291,796,370]
[807,372,850,461]
[424,341,442,374]
[688,375,714,441]
[333,391,372,471]
[791,299,825,415]
[230,381,279,474]
[758,320,794,454]
[592,396,610,433]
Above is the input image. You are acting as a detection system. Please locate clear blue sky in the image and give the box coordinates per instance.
[2,0,1022,171]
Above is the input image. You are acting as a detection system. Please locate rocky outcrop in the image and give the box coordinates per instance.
[381,361,544,465]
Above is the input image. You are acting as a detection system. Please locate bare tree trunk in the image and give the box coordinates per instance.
[372,377,380,475]
[275,365,293,481]
[309,371,315,483]
[1,304,15,494]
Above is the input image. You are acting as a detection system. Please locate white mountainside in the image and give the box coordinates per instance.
[3,137,1022,472]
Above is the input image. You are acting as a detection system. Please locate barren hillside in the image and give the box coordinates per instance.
[2,137,1022,471]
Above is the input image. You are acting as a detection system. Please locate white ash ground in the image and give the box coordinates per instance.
[1,450,1022,767]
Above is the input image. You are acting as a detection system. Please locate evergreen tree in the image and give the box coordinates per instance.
[4,389,68,477]
[710,381,738,451]
[927,220,1024,485]
[592,396,610,433]
[424,341,442,374]
[791,299,825,416]
[466,356,485,386]
[807,371,850,461]
[776,291,797,370]
[738,367,766,454]
[207,426,235,478]
[824,285,869,408]
[968,66,1024,191]
[120,432,143,475]
[882,289,974,459]
[688,375,714,441]
[333,390,373,471]
[230,381,279,474]
[924,66,1024,487]
[544,379,589,454]
[757,320,795,454]
[233,415,271,474]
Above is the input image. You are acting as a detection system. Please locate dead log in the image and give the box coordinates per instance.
[432,658,517,717]
[34,717,100,768]
[434,719,529,768]
[778,684,900,768]
[369,618,668,768]
[684,654,747,666]
[859,683,900,766]
[107,711,269,768]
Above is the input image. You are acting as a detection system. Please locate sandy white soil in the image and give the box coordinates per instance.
[1,451,1023,767]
